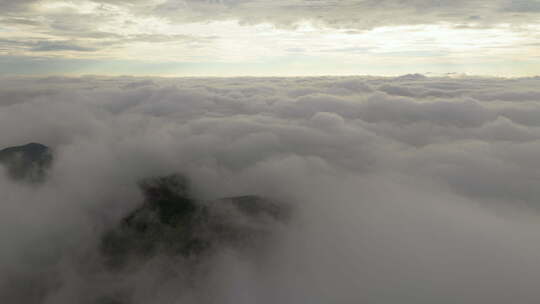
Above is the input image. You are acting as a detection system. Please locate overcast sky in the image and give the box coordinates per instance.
[1,0,540,76]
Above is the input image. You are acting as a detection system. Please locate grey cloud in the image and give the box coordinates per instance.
[0,17,42,26]
[473,89,540,102]
[0,0,39,13]
[504,0,540,12]
[0,39,98,53]
[1,76,540,303]
[138,0,540,29]
[30,41,98,52]
[4,0,540,37]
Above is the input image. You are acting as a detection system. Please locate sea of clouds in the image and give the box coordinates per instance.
[1,74,540,303]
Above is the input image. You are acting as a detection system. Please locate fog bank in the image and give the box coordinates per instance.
[2,75,540,303]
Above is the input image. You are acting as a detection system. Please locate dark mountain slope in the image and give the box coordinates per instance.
[101,174,289,270]
[0,143,53,183]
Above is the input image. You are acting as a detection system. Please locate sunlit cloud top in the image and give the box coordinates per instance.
[1,0,540,76]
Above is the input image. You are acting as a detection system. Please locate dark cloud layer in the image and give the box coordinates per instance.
[1,75,540,303]
[29,41,97,52]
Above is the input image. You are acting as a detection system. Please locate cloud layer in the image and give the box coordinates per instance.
[1,75,540,303]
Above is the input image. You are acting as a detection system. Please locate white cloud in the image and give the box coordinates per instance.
[1,75,540,303]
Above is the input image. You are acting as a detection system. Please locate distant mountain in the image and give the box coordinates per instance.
[101,174,289,270]
[0,143,53,183]
[395,73,427,81]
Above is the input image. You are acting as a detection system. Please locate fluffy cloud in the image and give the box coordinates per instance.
[1,75,540,303]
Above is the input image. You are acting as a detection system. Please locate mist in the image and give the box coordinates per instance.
[1,75,540,303]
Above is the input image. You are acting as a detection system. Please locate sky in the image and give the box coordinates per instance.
[1,0,540,76]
